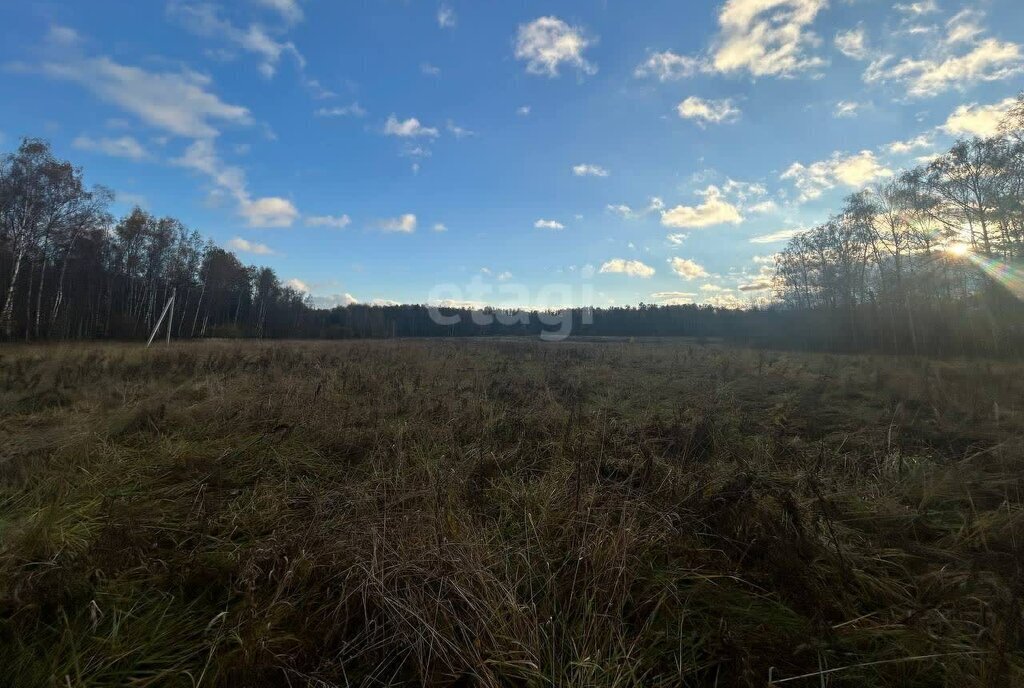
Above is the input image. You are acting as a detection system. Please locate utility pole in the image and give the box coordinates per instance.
[146,288,176,347]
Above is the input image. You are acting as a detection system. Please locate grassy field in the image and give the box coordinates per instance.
[1,339,1022,687]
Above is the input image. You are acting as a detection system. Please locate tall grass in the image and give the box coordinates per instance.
[1,340,1022,686]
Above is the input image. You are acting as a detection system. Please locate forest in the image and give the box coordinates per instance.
[3,93,1024,355]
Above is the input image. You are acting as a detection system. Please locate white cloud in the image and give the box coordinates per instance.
[661,185,744,228]
[667,257,709,280]
[864,39,1023,98]
[421,62,441,77]
[286,277,309,292]
[446,120,475,138]
[169,3,304,79]
[607,197,664,220]
[254,0,304,25]
[709,0,828,77]
[676,96,741,126]
[894,0,938,16]
[175,139,298,228]
[667,232,688,245]
[433,222,448,232]
[514,16,596,77]
[941,97,1017,137]
[738,279,772,291]
[228,236,276,255]
[781,150,892,202]
[572,163,609,177]
[701,283,728,292]
[650,291,697,304]
[835,26,869,60]
[311,293,359,308]
[437,5,456,29]
[634,50,704,80]
[535,219,565,230]
[750,227,808,243]
[885,134,933,154]
[40,55,251,139]
[748,200,778,214]
[599,259,655,278]
[47,25,82,46]
[379,214,417,233]
[315,103,366,117]
[239,197,300,228]
[72,135,149,160]
[945,10,984,47]
[704,292,749,309]
[384,114,439,138]
[833,100,863,118]
[305,214,351,228]
[497,271,513,282]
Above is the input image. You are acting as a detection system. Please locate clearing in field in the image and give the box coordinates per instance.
[1,340,1022,686]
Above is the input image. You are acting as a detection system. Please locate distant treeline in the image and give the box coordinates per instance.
[3,94,1024,355]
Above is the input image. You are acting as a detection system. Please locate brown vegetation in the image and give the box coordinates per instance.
[1,339,1023,686]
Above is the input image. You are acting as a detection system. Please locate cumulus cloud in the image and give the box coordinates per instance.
[305,214,351,228]
[572,163,609,177]
[228,236,276,255]
[432,223,448,232]
[238,197,300,228]
[667,257,709,280]
[517,105,531,116]
[942,97,1017,137]
[384,115,439,138]
[634,50,704,80]
[599,259,655,278]
[514,16,596,77]
[311,293,359,308]
[676,96,741,126]
[535,219,565,230]
[379,214,417,233]
[781,150,893,202]
[835,26,869,60]
[661,186,744,228]
[72,134,149,160]
[709,0,828,77]
[175,139,298,227]
[885,134,933,154]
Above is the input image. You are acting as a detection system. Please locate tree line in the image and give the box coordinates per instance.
[0,138,310,342]
[4,93,1024,356]
[772,93,1024,355]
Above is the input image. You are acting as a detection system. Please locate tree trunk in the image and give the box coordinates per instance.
[1,246,26,339]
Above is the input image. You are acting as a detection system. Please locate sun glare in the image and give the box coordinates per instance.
[945,243,971,257]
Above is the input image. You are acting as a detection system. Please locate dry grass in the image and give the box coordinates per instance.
[1,338,1022,687]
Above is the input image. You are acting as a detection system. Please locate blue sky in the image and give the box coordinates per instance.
[2,0,1023,309]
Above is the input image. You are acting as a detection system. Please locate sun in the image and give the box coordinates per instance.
[944,242,971,257]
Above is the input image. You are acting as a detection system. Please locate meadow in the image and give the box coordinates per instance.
[1,339,1022,687]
